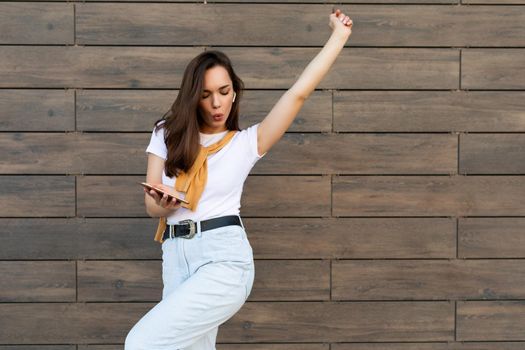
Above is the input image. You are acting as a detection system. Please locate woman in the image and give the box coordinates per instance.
[125,8,352,350]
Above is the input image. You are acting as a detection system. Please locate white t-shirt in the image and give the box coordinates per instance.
[145,120,267,224]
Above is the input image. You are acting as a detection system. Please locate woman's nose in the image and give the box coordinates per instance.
[212,94,221,107]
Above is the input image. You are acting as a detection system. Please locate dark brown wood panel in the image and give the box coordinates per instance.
[0,46,203,88]
[78,260,162,302]
[3,132,455,175]
[0,133,149,174]
[220,47,459,89]
[223,301,454,342]
[0,301,452,343]
[457,301,525,341]
[0,303,152,344]
[460,134,525,174]
[0,176,75,217]
[76,89,331,132]
[0,46,457,89]
[76,259,329,302]
[333,342,525,349]
[334,91,525,132]
[243,260,330,301]
[0,217,455,260]
[462,49,525,89]
[0,218,161,260]
[0,261,76,302]
[0,3,73,44]
[333,259,525,300]
[254,133,457,174]
[76,175,330,217]
[77,5,523,47]
[459,218,525,258]
[333,175,525,216]
[0,90,74,131]
[464,0,525,4]
[241,175,331,216]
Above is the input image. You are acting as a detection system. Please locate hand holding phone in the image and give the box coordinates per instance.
[140,182,189,209]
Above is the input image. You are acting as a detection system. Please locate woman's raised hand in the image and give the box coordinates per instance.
[144,183,182,210]
[329,8,353,38]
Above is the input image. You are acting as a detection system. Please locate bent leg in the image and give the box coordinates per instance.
[125,260,251,350]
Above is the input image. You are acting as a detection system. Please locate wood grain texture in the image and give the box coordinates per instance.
[0,46,458,89]
[459,218,525,258]
[0,90,74,131]
[76,4,525,46]
[332,342,525,349]
[457,301,525,341]
[334,91,525,132]
[333,175,525,216]
[223,301,454,342]
[0,218,161,260]
[333,259,525,300]
[253,133,457,174]
[0,217,455,259]
[0,261,76,302]
[75,259,329,302]
[75,89,331,132]
[460,134,525,174]
[462,49,525,89]
[0,176,75,217]
[2,132,456,174]
[0,3,73,44]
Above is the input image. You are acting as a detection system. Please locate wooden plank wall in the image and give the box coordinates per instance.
[1,0,525,349]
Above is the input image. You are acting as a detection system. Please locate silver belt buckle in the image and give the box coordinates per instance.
[178,219,197,239]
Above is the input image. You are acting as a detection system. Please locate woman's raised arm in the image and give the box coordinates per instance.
[257,8,353,157]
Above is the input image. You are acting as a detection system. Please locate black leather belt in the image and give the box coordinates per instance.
[162,215,242,241]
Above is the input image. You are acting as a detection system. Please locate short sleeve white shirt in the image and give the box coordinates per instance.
[145,121,267,224]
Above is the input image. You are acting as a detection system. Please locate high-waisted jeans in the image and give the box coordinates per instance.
[124,216,255,350]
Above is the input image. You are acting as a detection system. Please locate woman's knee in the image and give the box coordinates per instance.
[124,325,148,350]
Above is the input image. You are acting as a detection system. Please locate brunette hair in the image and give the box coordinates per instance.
[152,50,245,178]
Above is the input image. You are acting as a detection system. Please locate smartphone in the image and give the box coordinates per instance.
[139,182,190,204]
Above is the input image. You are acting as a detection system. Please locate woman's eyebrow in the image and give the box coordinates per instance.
[203,84,230,92]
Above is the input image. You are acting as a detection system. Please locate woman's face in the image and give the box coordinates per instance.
[198,65,235,134]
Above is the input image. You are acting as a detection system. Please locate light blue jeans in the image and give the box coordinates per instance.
[125,216,255,350]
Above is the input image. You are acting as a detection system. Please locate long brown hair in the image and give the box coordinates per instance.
[152,50,245,178]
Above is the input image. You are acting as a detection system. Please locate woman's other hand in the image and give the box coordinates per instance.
[144,183,182,210]
[329,8,353,38]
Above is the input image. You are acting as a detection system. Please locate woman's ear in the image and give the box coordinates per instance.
[232,92,236,102]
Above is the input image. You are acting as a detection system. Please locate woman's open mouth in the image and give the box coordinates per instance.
[212,113,224,121]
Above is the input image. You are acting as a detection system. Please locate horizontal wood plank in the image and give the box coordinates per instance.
[0,176,75,217]
[0,46,202,89]
[76,176,330,217]
[77,4,523,47]
[2,133,456,174]
[0,47,458,89]
[333,175,525,216]
[0,90,74,131]
[457,301,525,341]
[0,217,455,260]
[223,301,454,342]
[332,342,525,349]
[333,259,525,300]
[460,134,525,174]
[0,261,76,302]
[77,89,331,132]
[255,133,457,175]
[334,91,525,132]
[462,49,525,89]
[77,260,329,302]
[459,218,525,258]
[0,3,73,44]
[0,218,161,260]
